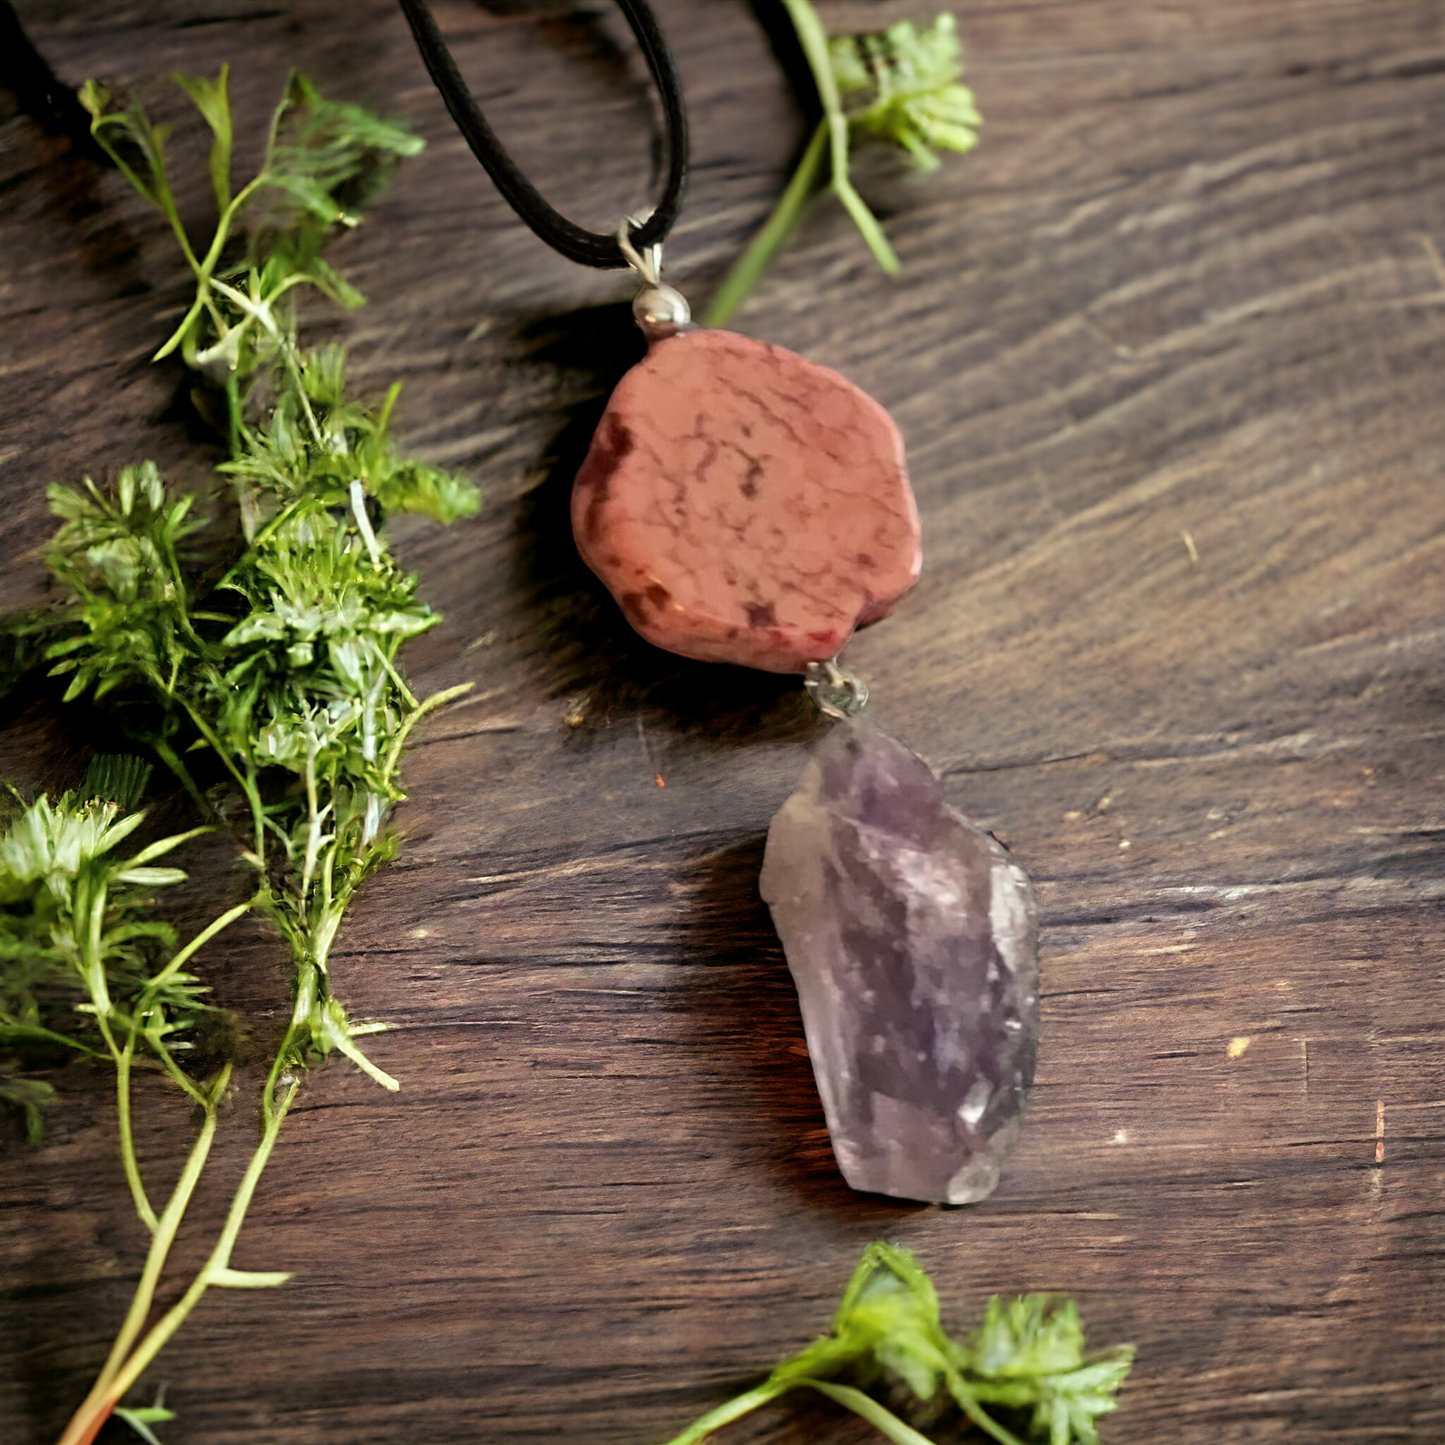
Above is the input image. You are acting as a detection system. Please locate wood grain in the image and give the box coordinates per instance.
[2,2,1444,1443]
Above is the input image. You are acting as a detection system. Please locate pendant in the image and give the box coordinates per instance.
[572,322,921,673]
[570,237,1039,1203]
[760,718,1039,1204]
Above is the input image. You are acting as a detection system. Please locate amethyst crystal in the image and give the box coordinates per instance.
[759,719,1039,1204]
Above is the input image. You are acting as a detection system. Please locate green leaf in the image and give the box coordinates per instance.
[252,70,425,277]
[831,16,981,170]
[113,1406,173,1445]
[122,826,211,870]
[173,66,234,211]
[77,79,109,123]
[967,1295,1086,1379]
[113,866,189,888]
[0,1023,99,1056]
[0,1077,56,1145]
[308,256,367,310]
[373,459,482,524]
[315,995,398,1090]
[264,170,348,225]
[84,754,153,811]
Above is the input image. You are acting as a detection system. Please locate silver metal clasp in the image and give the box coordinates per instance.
[617,213,663,285]
[805,659,869,720]
[619,213,692,339]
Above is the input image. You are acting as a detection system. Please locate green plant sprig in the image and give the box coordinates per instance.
[81,68,423,451]
[659,1243,1134,1445]
[706,5,980,326]
[1,65,478,1445]
[49,67,478,1099]
[0,767,258,1445]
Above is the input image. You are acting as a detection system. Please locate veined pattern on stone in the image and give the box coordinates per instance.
[760,719,1039,1204]
[571,328,921,674]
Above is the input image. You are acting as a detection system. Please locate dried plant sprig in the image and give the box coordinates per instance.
[659,1243,1134,1445]
[2,66,478,1445]
[706,4,981,325]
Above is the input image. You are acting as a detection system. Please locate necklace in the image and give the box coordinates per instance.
[399,0,1039,1205]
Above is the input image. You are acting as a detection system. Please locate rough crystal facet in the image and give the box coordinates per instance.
[760,719,1039,1204]
[571,328,921,673]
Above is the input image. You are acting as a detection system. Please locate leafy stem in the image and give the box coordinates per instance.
[657,1243,1134,1445]
[0,784,250,1445]
[780,0,900,277]
[58,1095,223,1445]
[57,1070,292,1445]
[8,64,478,1445]
[87,1066,231,1403]
[707,2,980,325]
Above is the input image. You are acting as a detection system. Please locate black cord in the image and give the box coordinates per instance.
[397,0,688,270]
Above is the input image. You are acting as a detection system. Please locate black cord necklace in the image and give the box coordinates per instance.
[396,0,687,268]
[398,0,1040,1209]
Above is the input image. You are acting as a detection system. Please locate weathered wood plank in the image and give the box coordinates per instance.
[2,2,1443,1443]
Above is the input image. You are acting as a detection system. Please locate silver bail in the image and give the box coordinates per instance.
[619,214,691,340]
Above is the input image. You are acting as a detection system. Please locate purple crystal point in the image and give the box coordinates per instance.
[760,719,1039,1204]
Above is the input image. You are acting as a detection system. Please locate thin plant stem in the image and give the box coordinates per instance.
[146,1035,209,1107]
[380,683,472,779]
[2,1023,100,1055]
[95,1069,230,1390]
[146,901,252,993]
[148,735,212,820]
[225,372,245,459]
[659,1380,791,1445]
[660,1377,946,1445]
[781,0,841,114]
[56,1074,294,1445]
[300,747,322,903]
[57,1076,226,1445]
[93,1012,165,1232]
[780,0,900,276]
[711,0,899,320]
[376,643,420,711]
[801,1380,940,1445]
[831,166,900,273]
[706,119,828,327]
[114,1032,158,1232]
[80,877,112,1016]
[108,1079,297,1383]
[942,1366,1029,1445]
[150,171,269,363]
[177,697,255,806]
[280,338,325,446]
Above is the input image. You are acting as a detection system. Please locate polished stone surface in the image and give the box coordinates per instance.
[572,328,921,673]
[760,719,1039,1204]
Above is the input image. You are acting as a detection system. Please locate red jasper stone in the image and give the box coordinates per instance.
[571,328,921,674]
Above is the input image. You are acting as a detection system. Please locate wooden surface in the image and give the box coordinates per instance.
[3,2,1445,1442]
